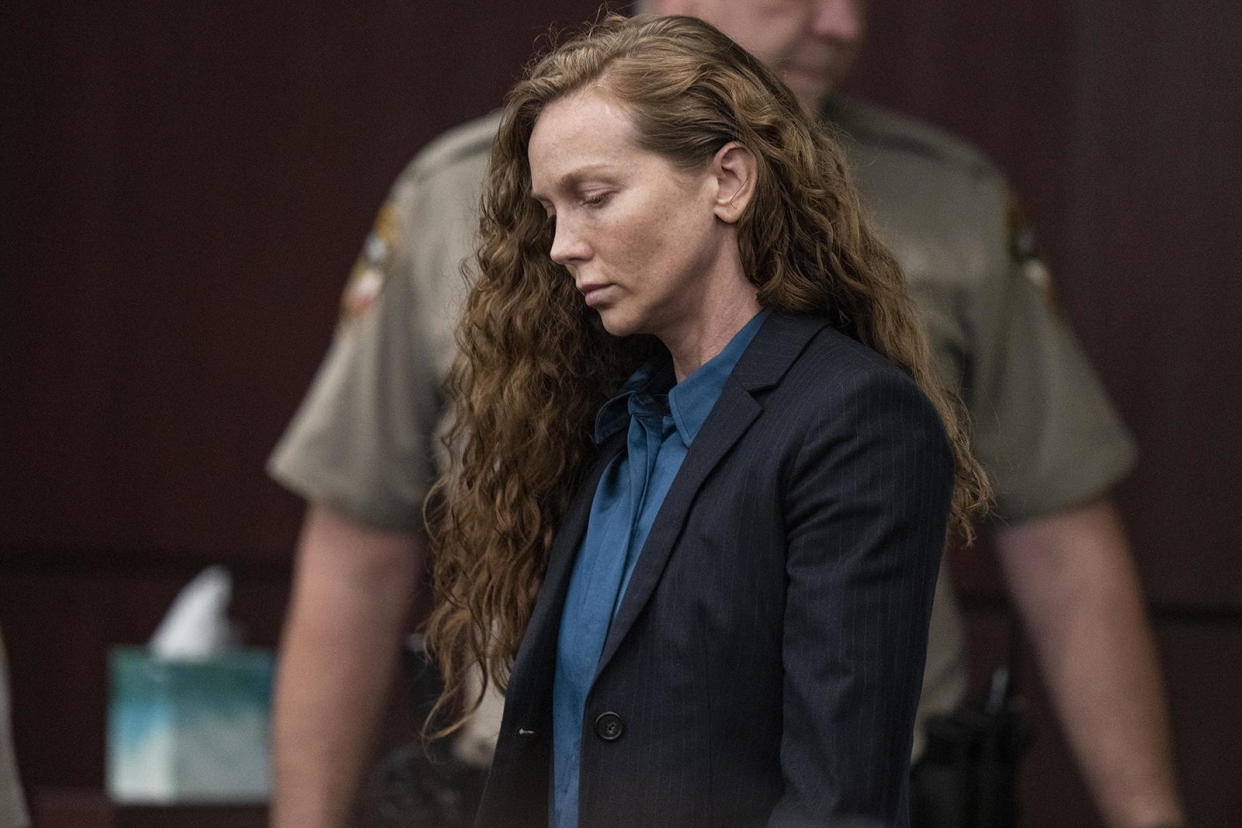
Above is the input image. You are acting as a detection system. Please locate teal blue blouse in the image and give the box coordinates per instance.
[551,310,768,828]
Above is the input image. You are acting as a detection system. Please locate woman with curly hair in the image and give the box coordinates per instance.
[425,14,989,827]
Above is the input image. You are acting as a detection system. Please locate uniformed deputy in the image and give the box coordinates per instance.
[267,2,1186,826]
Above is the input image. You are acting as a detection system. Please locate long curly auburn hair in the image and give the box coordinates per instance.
[423,13,991,734]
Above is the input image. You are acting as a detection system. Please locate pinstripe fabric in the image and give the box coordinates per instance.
[476,312,954,828]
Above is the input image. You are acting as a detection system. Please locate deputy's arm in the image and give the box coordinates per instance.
[270,503,422,828]
[994,495,1185,828]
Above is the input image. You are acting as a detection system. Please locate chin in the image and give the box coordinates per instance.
[596,309,641,339]
[598,319,634,338]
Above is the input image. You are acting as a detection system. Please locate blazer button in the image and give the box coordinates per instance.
[594,711,625,742]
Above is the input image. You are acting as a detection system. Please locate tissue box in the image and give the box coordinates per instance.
[106,646,274,803]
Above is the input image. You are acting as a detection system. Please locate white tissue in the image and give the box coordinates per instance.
[148,566,238,659]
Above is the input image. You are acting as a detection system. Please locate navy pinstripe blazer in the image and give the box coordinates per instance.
[475,312,954,827]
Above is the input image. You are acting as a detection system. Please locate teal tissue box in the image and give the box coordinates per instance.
[106,646,273,803]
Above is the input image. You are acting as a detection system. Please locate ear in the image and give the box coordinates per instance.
[710,141,757,224]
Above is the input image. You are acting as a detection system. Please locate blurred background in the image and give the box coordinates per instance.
[2,0,1240,824]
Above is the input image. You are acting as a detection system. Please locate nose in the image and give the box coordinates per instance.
[811,0,867,42]
[549,217,589,266]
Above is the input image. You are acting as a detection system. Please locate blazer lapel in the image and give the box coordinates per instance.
[594,312,830,677]
[502,430,626,727]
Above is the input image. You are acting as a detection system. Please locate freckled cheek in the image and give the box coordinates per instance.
[606,207,671,281]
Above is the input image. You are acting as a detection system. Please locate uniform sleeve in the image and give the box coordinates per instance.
[830,97,1135,525]
[771,368,953,826]
[267,169,447,532]
[963,195,1137,524]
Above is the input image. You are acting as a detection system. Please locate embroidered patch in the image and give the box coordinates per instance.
[340,200,399,321]
[1006,190,1056,305]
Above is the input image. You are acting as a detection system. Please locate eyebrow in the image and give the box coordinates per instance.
[530,163,618,202]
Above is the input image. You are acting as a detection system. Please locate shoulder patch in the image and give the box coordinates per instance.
[340,199,400,321]
[1007,190,1055,304]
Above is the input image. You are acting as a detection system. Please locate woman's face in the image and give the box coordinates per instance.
[528,89,735,343]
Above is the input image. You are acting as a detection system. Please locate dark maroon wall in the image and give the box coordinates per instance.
[2,1,1239,824]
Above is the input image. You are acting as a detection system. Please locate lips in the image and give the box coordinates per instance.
[577,282,613,308]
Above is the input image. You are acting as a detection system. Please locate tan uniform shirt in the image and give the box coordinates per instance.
[269,99,1135,752]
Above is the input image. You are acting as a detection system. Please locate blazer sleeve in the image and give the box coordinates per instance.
[769,367,954,827]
